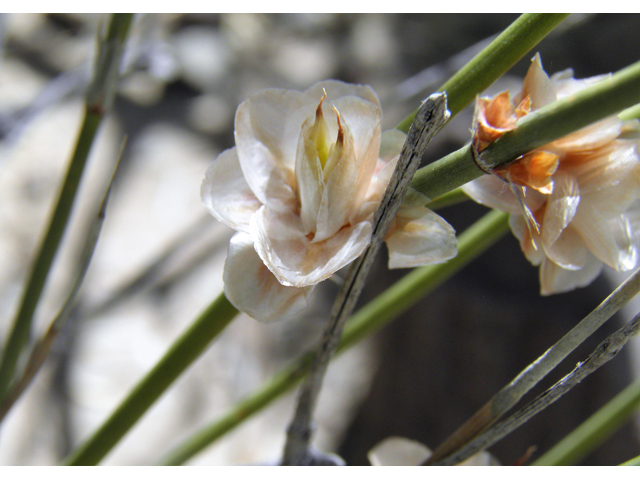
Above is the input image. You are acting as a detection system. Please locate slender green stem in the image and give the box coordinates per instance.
[62,293,238,466]
[620,454,640,466]
[396,13,569,132]
[620,102,640,121]
[411,144,482,201]
[159,352,313,466]
[158,209,510,465]
[410,59,640,201]
[340,209,508,351]
[0,110,98,399]
[0,13,133,402]
[0,142,126,423]
[425,187,470,211]
[533,377,640,466]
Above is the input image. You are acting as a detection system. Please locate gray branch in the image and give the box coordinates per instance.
[426,266,640,464]
[434,308,640,466]
[281,93,451,466]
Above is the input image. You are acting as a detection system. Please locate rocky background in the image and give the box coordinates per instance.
[0,13,639,465]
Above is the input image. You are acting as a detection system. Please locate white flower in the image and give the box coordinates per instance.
[463,54,640,295]
[367,436,499,466]
[202,80,457,322]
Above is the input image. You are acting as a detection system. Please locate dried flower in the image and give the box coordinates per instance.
[463,54,640,294]
[202,80,457,322]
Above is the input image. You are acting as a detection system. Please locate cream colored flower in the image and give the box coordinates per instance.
[463,54,640,295]
[202,80,457,322]
[367,436,499,466]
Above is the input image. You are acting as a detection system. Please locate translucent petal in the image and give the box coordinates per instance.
[329,96,382,226]
[234,88,311,208]
[368,437,431,466]
[462,175,545,215]
[549,116,622,153]
[459,451,501,466]
[520,53,556,110]
[302,79,381,111]
[367,155,399,203]
[509,214,545,266]
[572,204,638,272]
[314,117,359,241]
[553,73,611,98]
[386,205,457,268]
[367,436,498,466]
[295,116,325,235]
[332,95,381,165]
[379,129,406,162]
[571,141,640,197]
[223,232,314,323]
[626,200,640,244]
[251,206,372,287]
[543,226,588,270]
[201,147,262,233]
[539,252,603,295]
[542,171,580,246]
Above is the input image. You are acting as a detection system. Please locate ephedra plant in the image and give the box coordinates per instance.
[1,13,640,466]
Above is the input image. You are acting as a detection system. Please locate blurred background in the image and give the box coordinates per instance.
[0,13,639,465]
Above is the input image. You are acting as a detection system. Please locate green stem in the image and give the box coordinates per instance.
[620,454,640,466]
[396,13,569,132]
[425,188,470,211]
[533,377,640,466]
[158,209,510,465]
[410,59,640,201]
[0,143,125,423]
[62,293,238,466]
[0,13,133,402]
[411,144,482,201]
[0,110,99,398]
[620,102,640,121]
[340,209,508,350]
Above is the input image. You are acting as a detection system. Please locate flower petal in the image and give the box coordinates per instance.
[251,206,372,287]
[520,53,556,110]
[509,214,545,266]
[386,205,457,268]
[462,175,546,215]
[379,129,407,162]
[571,140,640,199]
[543,225,588,270]
[542,171,580,247]
[201,147,262,233]
[223,232,314,323]
[234,88,312,209]
[330,96,382,227]
[302,79,381,110]
[572,203,638,271]
[295,115,326,235]
[314,114,360,241]
[553,72,611,98]
[295,92,383,242]
[368,437,431,466]
[539,252,603,295]
[549,116,623,153]
[332,95,382,167]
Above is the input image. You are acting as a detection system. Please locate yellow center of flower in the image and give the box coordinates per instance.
[307,89,345,177]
